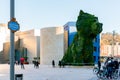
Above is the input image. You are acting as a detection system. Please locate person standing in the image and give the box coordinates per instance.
[106,60,113,79]
[33,60,36,68]
[98,60,101,71]
[52,60,55,67]
[20,57,25,69]
[113,59,119,70]
[36,60,39,68]
[58,61,62,68]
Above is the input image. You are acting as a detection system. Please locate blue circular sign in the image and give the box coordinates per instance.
[8,21,20,31]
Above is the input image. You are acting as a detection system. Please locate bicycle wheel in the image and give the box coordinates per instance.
[112,70,119,79]
[93,67,99,74]
[97,70,104,79]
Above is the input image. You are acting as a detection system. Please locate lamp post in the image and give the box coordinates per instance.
[112,30,115,57]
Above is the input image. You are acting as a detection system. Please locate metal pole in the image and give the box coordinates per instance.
[10,0,15,80]
[112,30,115,57]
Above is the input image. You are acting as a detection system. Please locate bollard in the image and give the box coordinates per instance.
[15,74,23,80]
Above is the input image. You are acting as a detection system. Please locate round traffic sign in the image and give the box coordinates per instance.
[8,21,20,32]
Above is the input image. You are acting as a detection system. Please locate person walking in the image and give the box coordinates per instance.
[20,57,25,69]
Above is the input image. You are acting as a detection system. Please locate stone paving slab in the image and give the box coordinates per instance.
[0,64,97,80]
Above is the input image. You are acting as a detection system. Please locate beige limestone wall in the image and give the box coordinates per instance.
[3,38,19,62]
[20,36,37,63]
[0,24,8,51]
[17,29,40,63]
[40,27,64,65]
[3,42,10,61]
[3,29,40,63]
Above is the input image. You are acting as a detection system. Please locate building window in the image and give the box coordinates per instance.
[98,47,100,52]
[94,56,96,61]
[94,47,97,52]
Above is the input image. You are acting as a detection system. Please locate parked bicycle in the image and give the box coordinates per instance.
[95,58,120,80]
[93,66,99,74]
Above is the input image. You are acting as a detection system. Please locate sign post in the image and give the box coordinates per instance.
[9,0,20,80]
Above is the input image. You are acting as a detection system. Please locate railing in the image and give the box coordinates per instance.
[63,63,94,66]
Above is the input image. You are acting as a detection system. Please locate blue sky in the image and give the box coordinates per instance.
[0,0,120,33]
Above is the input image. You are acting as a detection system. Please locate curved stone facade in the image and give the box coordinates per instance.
[40,27,64,65]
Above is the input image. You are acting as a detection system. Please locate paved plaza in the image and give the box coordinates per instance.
[0,64,98,80]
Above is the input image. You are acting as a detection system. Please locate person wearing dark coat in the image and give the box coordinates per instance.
[52,60,55,67]
[36,61,39,68]
[113,59,119,70]
[58,61,62,68]
[106,60,114,79]
[98,60,101,71]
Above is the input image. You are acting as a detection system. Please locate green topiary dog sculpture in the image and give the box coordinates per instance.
[62,10,103,65]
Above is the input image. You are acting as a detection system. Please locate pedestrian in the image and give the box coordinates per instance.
[33,60,36,68]
[98,60,101,71]
[113,59,119,70]
[106,60,113,79]
[20,57,25,69]
[58,60,62,68]
[36,60,39,68]
[61,61,65,68]
[52,60,55,67]
[104,57,110,66]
